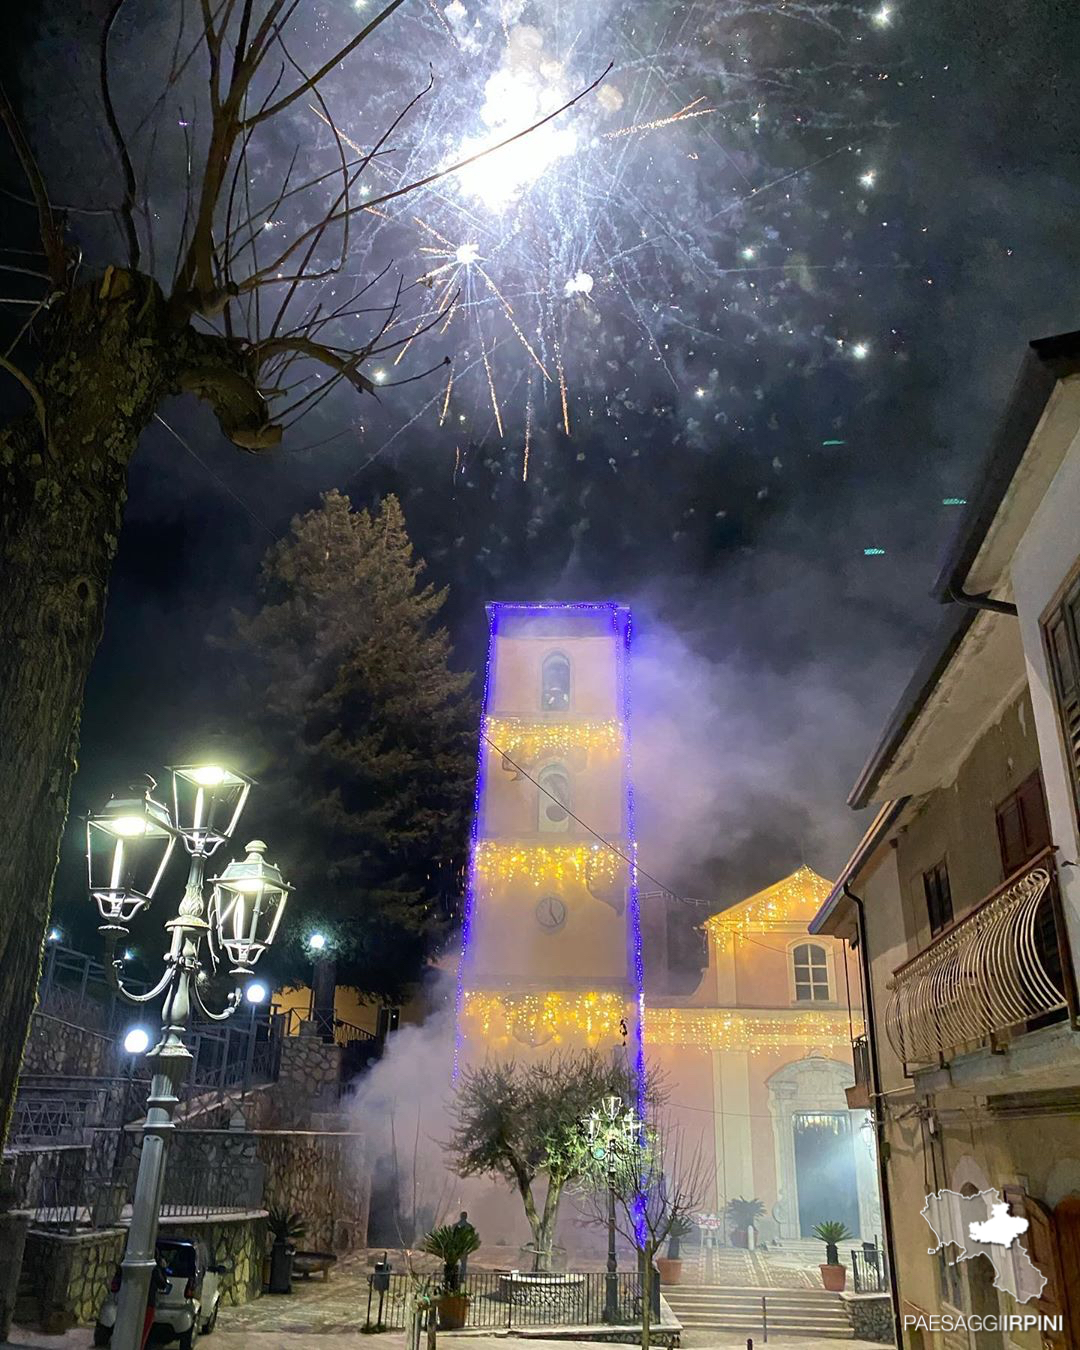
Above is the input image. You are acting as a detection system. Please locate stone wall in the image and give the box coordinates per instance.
[165,1127,369,1254]
[18,1227,125,1333]
[15,1214,265,1333]
[841,1292,894,1343]
[259,1131,369,1253]
[267,1023,344,1126]
[22,1012,119,1078]
[158,1213,267,1306]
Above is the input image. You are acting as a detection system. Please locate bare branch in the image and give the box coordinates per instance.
[0,354,47,438]
[0,85,66,285]
[242,0,411,129]
[242,63,612,292]
[99,0,141,269]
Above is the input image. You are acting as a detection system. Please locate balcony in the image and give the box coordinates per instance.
[884,849,1078,1072]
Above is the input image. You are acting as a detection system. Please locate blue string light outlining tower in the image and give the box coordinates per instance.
[85,766,293,1350]
[455,601,645,1106]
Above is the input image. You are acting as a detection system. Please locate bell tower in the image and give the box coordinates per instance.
[456,602,642,1062]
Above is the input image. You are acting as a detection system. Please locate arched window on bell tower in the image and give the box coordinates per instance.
[541,651,572,712]
[538,762,572,833]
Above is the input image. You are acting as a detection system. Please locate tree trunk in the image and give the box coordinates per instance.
[641,1241,653,1350]
[0,272,171,1143]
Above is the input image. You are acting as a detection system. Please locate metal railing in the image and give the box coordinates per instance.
[851,1244,889,1294]
[364,1269,650,1332]
[275,1005,377,1046]
[885,849,1077,1069]
[21,1159,265,1234]
[37,943,148,1033]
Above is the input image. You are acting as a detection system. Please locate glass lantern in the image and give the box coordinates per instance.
[169,764,251,855]
[87,778,175,928]
[209,840,290,974]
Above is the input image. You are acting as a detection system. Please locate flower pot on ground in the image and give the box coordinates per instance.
[819,1262,848,1292]
[437,1292,470,1330]
[655,1257,682,1285]
[267,1208,307,1294]
[812,1220,853,1294]
[421,1220,481,1329]
[656,1215,692,1285]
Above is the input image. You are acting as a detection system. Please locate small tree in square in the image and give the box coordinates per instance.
[578,1116,707,1350]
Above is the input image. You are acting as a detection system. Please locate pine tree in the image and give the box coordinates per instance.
[230,490,475,1003]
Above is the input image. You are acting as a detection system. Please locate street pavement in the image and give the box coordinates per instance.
[6,1333,886,1349]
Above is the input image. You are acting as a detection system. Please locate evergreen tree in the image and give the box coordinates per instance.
[230,490,475,1004]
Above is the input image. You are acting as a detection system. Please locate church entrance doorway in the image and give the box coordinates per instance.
[793,1112,859,1237]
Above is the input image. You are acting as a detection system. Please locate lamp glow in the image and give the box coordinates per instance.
[110,816,149,838]
[308,932,327,951]
[123,1026,151,1055]
[246,981,269,1004]
[188,765,226,787]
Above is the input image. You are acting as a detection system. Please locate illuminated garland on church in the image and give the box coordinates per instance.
[473,841,624,889]
[485,716,623,763]
[643,1007,854,1052]
[462,990,630,1047]
[706,866,834,934]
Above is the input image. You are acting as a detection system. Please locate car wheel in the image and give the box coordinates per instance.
[202,1299,219,1334]
[93,1324,112,1347]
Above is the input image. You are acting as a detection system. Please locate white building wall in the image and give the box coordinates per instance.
[1010,422,1080,959]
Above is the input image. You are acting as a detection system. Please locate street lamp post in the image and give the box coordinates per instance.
[86,766,291,1350]
[584,1094,641,1324]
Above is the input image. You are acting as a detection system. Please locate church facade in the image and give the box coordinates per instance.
[456,601,879,1245]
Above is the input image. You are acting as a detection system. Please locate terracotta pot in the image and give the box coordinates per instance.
[655,1257,683,1286]
[820,1262,847,1292]
[438,1292,470,1330]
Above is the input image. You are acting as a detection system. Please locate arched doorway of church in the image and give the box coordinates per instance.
[793,1112,859,1237]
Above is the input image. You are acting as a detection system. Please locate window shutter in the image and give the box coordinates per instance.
[1047,600,1080,815]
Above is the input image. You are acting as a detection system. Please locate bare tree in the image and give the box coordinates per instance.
[0,1,607,1143]
[578,1116,707,1350]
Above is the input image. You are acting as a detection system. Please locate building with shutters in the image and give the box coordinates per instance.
[811,328,1080,1349]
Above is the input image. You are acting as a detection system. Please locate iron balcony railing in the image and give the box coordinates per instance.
[885,848,1078,1070]
[364,1269,653,1332]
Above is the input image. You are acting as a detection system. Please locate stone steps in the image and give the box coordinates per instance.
[663,1285,853,1339]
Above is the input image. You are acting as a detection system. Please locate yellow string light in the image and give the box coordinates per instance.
[643,1006,854,1053]
[474,841,623,889]
[485,716,623,763]
[462,990,630,1047]
[706,866,834,934]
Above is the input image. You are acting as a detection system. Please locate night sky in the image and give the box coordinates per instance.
[6,0,1080,950]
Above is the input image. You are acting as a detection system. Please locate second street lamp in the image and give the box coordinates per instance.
[86,762,291,1350]
[584,1094,642,1324]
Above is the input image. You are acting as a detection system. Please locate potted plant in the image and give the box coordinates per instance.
[268,1208,306,1294]
[726,1197,765,1250]
[656,1216,692,1286]
[420,1222,480,1330]
[813,1220,854,1292]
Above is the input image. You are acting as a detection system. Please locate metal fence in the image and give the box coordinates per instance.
[20,1158,265,1235]
[364,1269,651,1332]
[851,1244,889,1293]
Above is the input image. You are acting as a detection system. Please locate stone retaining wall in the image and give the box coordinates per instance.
[22,1013,119,1077]
[15,1213,266,1333]
[841,1291,895,1342]
[165,1127,369,1253]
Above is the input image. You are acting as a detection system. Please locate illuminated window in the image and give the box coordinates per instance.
[792,943,830,1002]
[537,763,572,833]
[541,652,571,711]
